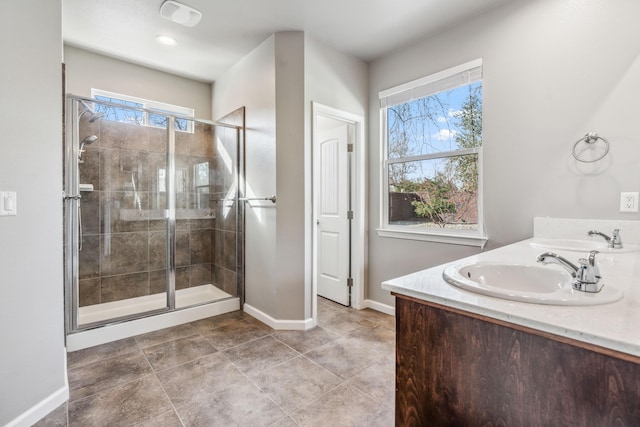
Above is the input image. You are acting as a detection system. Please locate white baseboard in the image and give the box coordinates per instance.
[362,299,396,316]
[6,348,69,427]
[244,303,316,330]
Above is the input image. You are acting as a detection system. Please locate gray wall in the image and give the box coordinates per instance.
[64,46,213,120]
[304,36,368,313]
[274,32,306,320]
[213,32,368,322]
[367,0,640,306]
[0,0,67,425]
[213,35,280,318]
[214,32,308,321]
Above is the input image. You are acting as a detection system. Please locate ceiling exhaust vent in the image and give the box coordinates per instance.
[159,1,202,27]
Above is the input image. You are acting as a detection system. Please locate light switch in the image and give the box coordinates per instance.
[0,191,17,216]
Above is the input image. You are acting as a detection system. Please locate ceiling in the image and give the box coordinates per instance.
[63,0,512,83]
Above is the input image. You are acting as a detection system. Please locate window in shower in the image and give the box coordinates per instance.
[91,88,194,132]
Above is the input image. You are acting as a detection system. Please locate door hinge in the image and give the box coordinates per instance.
[347,210,354,220]
[347,278,354,287]
[347,143,354,152]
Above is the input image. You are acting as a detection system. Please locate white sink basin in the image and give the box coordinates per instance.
[442,262,623,306]
[529,238,638,253]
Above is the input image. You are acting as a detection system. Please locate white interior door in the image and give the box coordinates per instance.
[316,123,350,305]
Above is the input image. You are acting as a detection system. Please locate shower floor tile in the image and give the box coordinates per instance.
[41,298,395,426]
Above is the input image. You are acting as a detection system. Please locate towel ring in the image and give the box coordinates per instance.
[572,132,609,163]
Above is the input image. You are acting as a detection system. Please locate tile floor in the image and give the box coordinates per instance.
[36,298,395,426]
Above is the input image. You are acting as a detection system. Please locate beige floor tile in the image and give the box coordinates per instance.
[355,308,396,330]
[305,337,381,379]
[189,310,248,334]
[157,352,246,407]
[272,326,340,354]
[252,355,342,413]
[290,383,394,427]
[68,375,174,427]
[199,319,271,350]
[348,360,396,408]
[134,410,183,427]
[68,351,152,401]
[67,337,139,369]
[224,335,299,376]
[175,378,285,426]
[318,308,378,336]
[58,301,395,427]
[135,323,199,348]
[346,324,396,354]
[269,415,299,426]
[143,334,217,372]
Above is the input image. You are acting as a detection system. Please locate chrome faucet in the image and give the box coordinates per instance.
[536,250,604,293]
[588,229,623,249]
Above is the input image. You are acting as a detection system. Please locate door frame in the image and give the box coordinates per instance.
[311,102,366,321]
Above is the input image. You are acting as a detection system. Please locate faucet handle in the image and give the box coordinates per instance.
[610,229,623,249]
[574,250,603,292]
[577,250,600,282]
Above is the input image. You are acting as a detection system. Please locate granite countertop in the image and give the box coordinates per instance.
[382,218,640,358]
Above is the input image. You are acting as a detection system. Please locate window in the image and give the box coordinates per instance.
[378,59,486,246]
[90,89,195,133]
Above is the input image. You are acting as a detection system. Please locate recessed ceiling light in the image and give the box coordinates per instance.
[159,0,202,27]
[156,35,178,46]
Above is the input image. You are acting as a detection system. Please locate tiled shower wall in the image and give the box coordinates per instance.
[77,114,239,306]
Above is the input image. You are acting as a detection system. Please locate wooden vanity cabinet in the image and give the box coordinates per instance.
[394,294,640,426]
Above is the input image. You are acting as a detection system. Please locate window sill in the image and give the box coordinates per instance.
[376,228,487,248]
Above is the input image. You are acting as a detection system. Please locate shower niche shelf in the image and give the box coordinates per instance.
[118,208,216,221]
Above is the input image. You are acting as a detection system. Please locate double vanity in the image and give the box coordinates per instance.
[383,218,640,426]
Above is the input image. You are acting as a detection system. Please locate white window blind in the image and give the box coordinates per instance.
[379,58,482,108]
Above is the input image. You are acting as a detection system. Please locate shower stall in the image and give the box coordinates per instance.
[63,95,245,344]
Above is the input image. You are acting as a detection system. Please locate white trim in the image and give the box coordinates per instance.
[386,147,480,164]
[362,299,396,316]
[5,348,69,427]
[67,298,239,351]
[311,102,366,320]
[377,228,487,247]
[378,61,485,246]
[244,303,316,330]
[379,58,483,101]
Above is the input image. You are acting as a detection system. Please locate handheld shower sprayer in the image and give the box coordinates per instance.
[79,135,98,161]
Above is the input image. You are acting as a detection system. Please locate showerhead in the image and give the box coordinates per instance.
[78,100,104,123]
[88,112,105,123]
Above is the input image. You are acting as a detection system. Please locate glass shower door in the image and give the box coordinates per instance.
[65,97,244,333]
[65,97,171,329]
[172,119,240,308]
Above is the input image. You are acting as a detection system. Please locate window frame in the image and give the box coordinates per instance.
[90,89,195,133]
[377,59,487,247]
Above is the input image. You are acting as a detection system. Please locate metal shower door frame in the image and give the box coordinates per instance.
[63,95,244,334]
